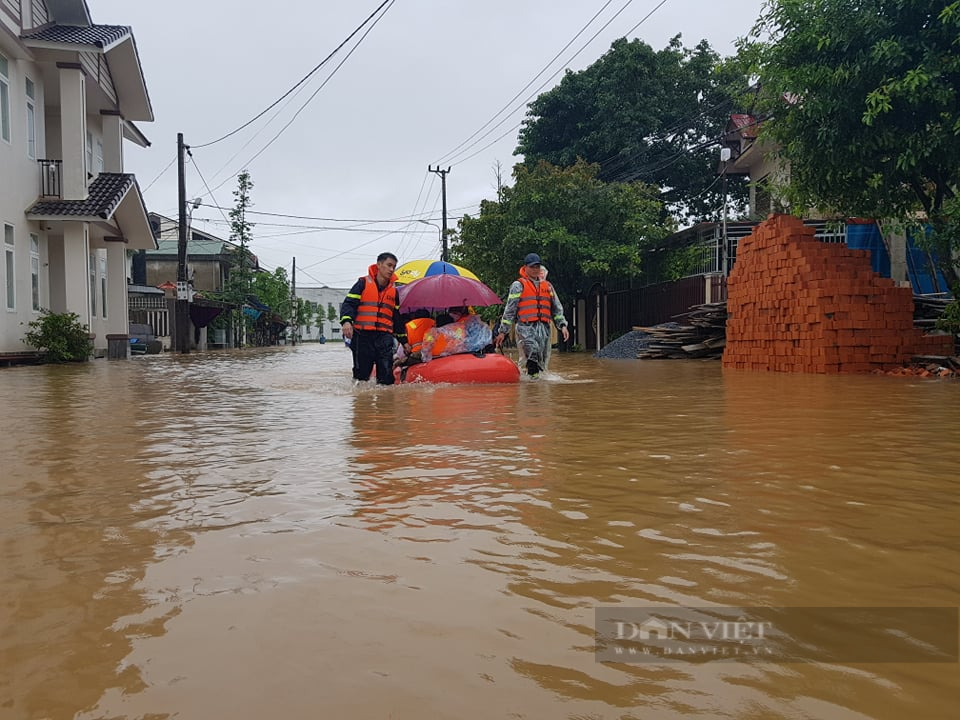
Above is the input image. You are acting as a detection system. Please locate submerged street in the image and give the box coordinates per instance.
[1,345,958,719]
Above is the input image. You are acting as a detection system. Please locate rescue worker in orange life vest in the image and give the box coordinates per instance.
[495,253,570,378]
[340,252,408,385]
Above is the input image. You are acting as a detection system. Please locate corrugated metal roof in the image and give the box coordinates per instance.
[154,237,231,256]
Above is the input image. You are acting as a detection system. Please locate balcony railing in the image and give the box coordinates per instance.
[38,159,62,198]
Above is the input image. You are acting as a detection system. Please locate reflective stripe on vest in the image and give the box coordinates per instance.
[517,278,552,324]
[355,276,397,332]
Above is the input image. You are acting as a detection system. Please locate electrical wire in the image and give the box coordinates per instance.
[432,0,620,166]
[442,0,665,168]
[142,154,176,193]
[188,152,231,228]
[191,0,393,149]
[199,0,395,197]
[200,219,420,233]
[191,202,473,225]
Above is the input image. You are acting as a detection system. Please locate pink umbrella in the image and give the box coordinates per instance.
[398,273,502,311]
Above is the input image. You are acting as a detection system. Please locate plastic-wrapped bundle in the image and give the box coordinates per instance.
[422,314,492,362]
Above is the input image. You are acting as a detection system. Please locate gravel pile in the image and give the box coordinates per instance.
[593,329,654,359]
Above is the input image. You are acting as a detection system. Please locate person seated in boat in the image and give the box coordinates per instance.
[433,311,455,328]
[421,306,492,362]
[395,314,435,367]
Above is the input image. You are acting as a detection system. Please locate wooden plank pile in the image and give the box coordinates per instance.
[912,293,954,329]
[633,302,728,359]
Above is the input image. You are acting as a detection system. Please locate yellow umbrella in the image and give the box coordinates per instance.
[395,259,479,285]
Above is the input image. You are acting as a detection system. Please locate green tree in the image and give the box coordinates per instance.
[516,36,750,222]
[742,0,960,287]
[251,267,292,318]
[297,299,315,338]
[326,302,337,334]
[453,159,670,303]
[215,171,256,346]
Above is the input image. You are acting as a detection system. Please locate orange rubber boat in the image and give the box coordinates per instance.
[394,352,520,384]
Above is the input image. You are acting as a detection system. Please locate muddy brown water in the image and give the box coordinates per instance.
[1,345,957,719]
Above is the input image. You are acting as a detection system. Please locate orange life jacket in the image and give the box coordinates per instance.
[354,275,398,332]
[406,317,436,352]
[431,332,449,357]
[517,277,553,324]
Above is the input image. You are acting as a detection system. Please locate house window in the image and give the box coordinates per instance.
[99,254,107,318]
[25,77,36,159]
[89,254,96,317]
[0,53,10,144]
[30,233,39,311]
[95,138,103,175]
[85,130,93,178]
[4,224,14,311]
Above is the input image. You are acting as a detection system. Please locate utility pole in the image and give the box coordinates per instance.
[428,165,450,261]
[176,133,190,353]
[290,257,298,346]
[720,147,731,278]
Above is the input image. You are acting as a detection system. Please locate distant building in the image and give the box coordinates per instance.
[296,286,349,341]
[141,213,257,294]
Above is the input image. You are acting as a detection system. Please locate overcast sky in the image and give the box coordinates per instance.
[87,0,765,288]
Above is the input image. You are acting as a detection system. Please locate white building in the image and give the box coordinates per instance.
[296,285,349,342]
[1,0,154,358]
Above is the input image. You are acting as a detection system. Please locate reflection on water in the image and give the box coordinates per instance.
[0,346,957,719]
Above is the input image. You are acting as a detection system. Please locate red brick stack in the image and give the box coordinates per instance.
[723,214,954,374]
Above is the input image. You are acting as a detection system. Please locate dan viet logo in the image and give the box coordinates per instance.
[595,607,959,664]
[608,614,775,659]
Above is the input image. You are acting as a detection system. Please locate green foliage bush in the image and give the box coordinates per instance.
[22,310,93,363]
[935,288,960,337]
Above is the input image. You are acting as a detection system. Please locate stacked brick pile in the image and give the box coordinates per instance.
[723,214,954,374]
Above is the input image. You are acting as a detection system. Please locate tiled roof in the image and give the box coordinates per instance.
[728,113,759,138]
[21,23,131,48]
[27,173,135,219]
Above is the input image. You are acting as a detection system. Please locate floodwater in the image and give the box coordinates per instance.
[1,345,958,720]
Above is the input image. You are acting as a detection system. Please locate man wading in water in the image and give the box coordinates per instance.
[340,252,408,385]
[495,253,569,378]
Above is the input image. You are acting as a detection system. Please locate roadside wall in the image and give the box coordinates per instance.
[723,214,953,374]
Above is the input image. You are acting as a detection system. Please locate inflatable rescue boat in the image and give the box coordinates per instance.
[395,352,520,384]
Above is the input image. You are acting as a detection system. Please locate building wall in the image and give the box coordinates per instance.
[144,257,225,293]
[295,286,349,341]
[0,43,50,353]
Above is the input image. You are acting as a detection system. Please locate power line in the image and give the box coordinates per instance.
[201,219,418,233]
[432,0,620,166]
[441,0,678,172]
[442,0,653,167]
[298,230,400,271]
[591,94,736,176]
[142,154,176,193]
[199,0,395,197]
[192,0,393,149]
[188,152,231,228]
[191,201,473,225]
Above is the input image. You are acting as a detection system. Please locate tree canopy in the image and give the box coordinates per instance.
[251,267,292,319]
[515,35,749,223]
[742,0,960,285]
[451,160,670,303]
